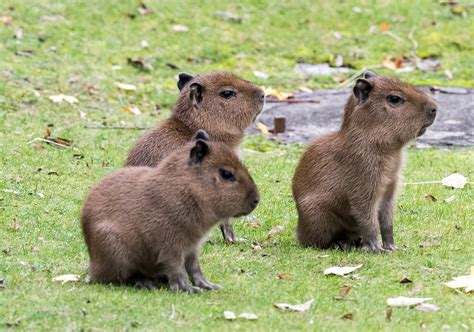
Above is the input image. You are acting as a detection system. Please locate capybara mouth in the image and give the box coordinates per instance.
[417,120,434,137]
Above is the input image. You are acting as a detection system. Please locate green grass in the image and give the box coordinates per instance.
[1,0,473,330]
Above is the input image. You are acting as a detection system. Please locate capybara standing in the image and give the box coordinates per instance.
[292,72,437,253]
[81,131,260,292]
[125,72,265,243]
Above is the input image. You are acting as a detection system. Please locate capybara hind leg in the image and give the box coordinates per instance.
[296,209,341,249]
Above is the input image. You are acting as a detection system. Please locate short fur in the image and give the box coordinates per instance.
[292,73,437,253]
[81,133,260,291]
[125,72,264,243]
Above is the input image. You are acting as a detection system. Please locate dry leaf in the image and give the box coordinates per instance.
[1,16,13,25]
[256,122,269,134]
[387,296,432,307]
[247,222,261,228]
[334,55,344,67]
[214,11,242,23]
[298,86,313,94]
[267,225,284,239]
[251,243,262,251]
[140,40,149,49]
[274,299,314,312]
[238,313,258,320]
[324,264,362,276]
[341,312,354,320]
[223,311,236,320]
[253,71,269,80]
[409,284,422,295]
[262,87,292,100]
[49,94,79,104]
[443,195,455,203]
[172,24,189,32]
[115,82,137,91]
[53,274,80,284]
[379,22,391,31]
[400,277,413,284]
[335,285,353,299]
[444,267,474,293]
[415,303,440,312]
[278,273,294,281]
[444,70,453,80]
[386,307,393,321]
[124,106,142,115]
[441,173,467,189]
[424,194,437,202]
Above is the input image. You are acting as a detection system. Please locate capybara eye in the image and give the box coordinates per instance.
[387,95,403,105]
[219,168,236,181]
[219,90,237,99]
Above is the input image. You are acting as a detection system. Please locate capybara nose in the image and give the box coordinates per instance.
[249,190,260,210]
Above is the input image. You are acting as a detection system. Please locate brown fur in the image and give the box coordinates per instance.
[125,72,264,242]
[81,132,259,292]
[292,73,437,253]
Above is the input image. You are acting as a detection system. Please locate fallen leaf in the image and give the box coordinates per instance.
[172,24,189,32]
[115,82,137,91]
[341,312,354,320]
[335,285,353,299]
[443,195,455,203]
[41,15,64,22]
[424,194,437,202]
[15,50,34,57]
[214,11,242,23]
[140,40,149,49]
[2,16,13,25]
[238,313,258,320]
[124,106,142,116]
[334,55,344,67]
[48,94,78,104]
[387,296,432,307]
[441,173,467,189]
[253,71,269,80]
[379,22,391,31]
[256,122,269,134]
[247,222,261,228]
[273,299,314,312]
[53,274,80,284]
[298,86,313,94]
[223,311,236,320]
[444,69,453,80]
[15,28,23,39]
[278,273,294,281]
[324,264,363,276]
[454,224,462,230]
[137,2,153,15]
[400,277,413,284]
[386,307,393,321]
[444,267,474,293]
[262,87,292,100]
[251,243,262,251]
[267,225,284,239]
[127,57,153,71]
[415,303,440,312]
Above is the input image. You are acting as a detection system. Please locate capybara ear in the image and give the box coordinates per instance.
[364,71,376,79]
[190,140,209,164]
[353,78,373,103]
[177,73,194,91]
[190,82,203,104]
[193,130,209,142]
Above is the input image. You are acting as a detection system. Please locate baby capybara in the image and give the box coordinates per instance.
[81,130,259,292]
[292,72,437,253]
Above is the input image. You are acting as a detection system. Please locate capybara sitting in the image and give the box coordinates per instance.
[292,72,437,253]
[126,72,265,243]
[81,130,260,292]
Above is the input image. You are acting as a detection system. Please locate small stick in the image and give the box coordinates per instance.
[28,138,78,151]
[266,99,319,104]
[84,125,149,130]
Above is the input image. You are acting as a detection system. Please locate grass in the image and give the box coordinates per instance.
[0,0,473,330]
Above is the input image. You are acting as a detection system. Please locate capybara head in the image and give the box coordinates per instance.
[166,130,260,219]
[342,72,437,145]
[173,72,265,134]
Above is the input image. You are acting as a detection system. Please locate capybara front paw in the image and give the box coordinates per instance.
[383,243,398,252]
[362,241,389,254]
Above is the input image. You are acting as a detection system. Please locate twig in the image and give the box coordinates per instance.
[266,99,320,104]
[84,125,149,130]
[382,31,404,43]
[336,65,384,88]
[28,138,79,151]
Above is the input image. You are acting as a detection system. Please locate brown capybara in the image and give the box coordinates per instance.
[81,130,260,292]
[292,72,437,253]
[125,72,265,243]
